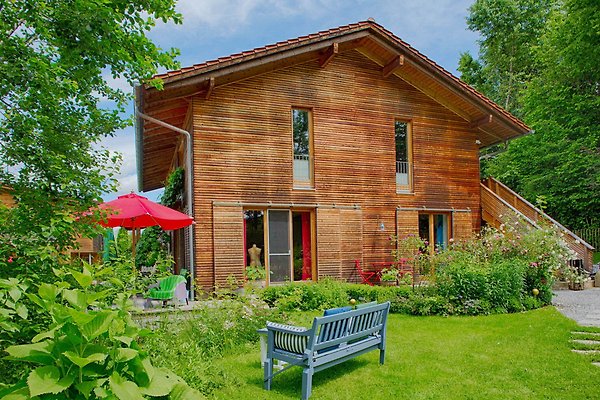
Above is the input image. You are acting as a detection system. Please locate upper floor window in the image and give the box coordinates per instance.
[292,108,313,188]
[395,120,412,192]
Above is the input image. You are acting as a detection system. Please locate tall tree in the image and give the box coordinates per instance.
[458,0,556,116]
[0,2,180,230]
[489,0,600,229]
[0,1,181,273]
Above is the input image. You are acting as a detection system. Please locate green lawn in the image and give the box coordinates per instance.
[211,308,600,400]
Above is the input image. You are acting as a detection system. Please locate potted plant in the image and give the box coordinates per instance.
[566,267,589,290]
[379,268,398,286]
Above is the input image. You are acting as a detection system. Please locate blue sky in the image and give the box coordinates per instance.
[102,0,478,201]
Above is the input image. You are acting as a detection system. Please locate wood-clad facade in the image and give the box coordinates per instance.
[136,21,532,290]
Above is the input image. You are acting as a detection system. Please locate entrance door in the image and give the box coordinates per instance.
[268,210,291,283]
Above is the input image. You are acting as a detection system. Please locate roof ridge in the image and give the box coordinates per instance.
[152,19,528,132]
[154,20,374,80]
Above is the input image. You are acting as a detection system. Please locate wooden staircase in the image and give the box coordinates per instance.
[481,177,595,270]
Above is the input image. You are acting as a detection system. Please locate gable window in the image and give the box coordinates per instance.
[292,108,313,188]
[395,120,412,192]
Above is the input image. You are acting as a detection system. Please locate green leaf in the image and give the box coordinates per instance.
[168,383,205,400]
[63,289,88,309]
[64,351,107,368]
[5,341,54,364]
[27,366,74,397]
[32,324,63,343]
[71,269,93,289]
[38,283,59,301]
[81,311,114,341]
[14,304,27,319]
[0,378,27,399]
[75,380,98,399]
[108,372,145,400]
[8,287,21,303]
[69,308,96,326]
[140,368,184,397]
[0,386,30,400]
[113,335,134,346]
[115,348,138,363]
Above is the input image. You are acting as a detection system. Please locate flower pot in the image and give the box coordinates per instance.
[569,282,584,291]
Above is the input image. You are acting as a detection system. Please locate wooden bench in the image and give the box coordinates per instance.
[263,302,390,400]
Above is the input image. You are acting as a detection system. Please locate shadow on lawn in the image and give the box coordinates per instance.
[248,358,370,397]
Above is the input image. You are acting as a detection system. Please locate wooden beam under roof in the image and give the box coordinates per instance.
[319,43,339,68]
[145,81,209,103]
[204,77,215,100]
[469,114,493,129]
[382,54,404,78]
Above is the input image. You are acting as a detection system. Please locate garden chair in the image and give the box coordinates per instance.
[354,260,379,285]
[147,274,186,306]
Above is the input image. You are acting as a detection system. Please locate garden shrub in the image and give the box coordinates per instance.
[141,297,280,396]
[436,259,527,314]
[0,263,202,399]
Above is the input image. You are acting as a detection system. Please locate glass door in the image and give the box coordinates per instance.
[268,210,291,283]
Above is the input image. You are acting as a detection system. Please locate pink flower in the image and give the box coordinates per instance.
[7,256,13,263]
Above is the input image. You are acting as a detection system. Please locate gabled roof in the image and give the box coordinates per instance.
[137,19,530,191]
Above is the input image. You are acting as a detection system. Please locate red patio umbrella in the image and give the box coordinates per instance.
[98,193,194,258]
[99,193,193,230]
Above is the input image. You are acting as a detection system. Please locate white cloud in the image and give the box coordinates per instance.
[98,128,137,198]
[158,0,343,36]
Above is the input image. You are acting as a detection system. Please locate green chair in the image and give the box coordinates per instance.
[147,275,186,305]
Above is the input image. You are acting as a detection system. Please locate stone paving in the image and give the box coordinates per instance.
[552,287,600,327]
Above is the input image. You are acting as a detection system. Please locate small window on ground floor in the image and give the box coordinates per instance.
[418,213,450,253]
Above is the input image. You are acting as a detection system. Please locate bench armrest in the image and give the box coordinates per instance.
[266,322,313,355]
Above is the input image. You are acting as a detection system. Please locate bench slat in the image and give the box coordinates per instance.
[263,302,390,400]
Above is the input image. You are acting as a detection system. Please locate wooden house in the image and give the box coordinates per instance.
[135,20,592,291]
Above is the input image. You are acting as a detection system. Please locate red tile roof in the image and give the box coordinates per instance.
[153,20,529,133]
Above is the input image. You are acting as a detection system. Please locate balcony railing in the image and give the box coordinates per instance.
[293,154,311,185]
[396,161,411,189]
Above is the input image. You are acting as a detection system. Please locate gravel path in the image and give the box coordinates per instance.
[553,287,600,327]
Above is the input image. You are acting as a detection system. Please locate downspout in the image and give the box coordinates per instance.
[134,86,196,300]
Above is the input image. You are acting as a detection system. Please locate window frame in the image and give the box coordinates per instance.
[418,212,452,254]
[394,119,413,193]
[291,107,314,189]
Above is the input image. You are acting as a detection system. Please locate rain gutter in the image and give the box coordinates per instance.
[134,86,196,300]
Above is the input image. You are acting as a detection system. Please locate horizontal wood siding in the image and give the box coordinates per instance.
[191,50,481,288]
[396,210,419,239]
[452,212,474,240]
[340,209,363,282]
[316,208,342,278]
[212,205,245,286]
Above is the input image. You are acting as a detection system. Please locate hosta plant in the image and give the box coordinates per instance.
[0,263,202,399]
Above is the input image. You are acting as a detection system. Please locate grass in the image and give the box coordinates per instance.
[209,307,600,400]
[593,252,600,264]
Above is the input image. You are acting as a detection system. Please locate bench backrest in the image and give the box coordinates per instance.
[308,302,390,354]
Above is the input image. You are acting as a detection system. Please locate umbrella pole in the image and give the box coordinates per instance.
[131,228,139,274]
